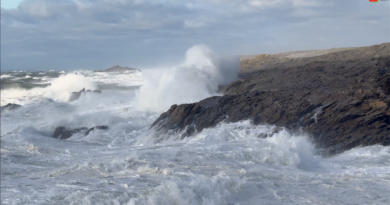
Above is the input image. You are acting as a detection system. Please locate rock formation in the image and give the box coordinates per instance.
[239,47,358,73]
[152,43,390,155]
[68,88,102,102]
[52,126,109,139]
[52,127,88,139]
[85,126,109,136]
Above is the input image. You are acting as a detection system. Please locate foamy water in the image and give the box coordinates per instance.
[1,46,389,205]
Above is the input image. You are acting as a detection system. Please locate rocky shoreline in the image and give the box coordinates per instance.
[151,43,390,155]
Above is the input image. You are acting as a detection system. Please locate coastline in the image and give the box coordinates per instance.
[151,42,390,155]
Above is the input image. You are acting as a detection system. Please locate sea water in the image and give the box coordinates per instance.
[1,46,390,205]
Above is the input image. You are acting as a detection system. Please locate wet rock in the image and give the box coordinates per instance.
[52,125,109,139]
[69,88,85,102]
[85,126,109,136]
[1,103,22,111]
[151,96,221,135]
[52,127,88,139]
[68,88,102,102]
[152,42,390,155]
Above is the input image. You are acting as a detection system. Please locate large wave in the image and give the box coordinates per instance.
[1,73,96,105]
[135,45,239,112]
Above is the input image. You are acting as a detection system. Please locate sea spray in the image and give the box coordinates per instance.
[47,73,97,101]
[135,45,239,112]
[2,85,390,205]
[1,73,96,105]
[2,48,390,205]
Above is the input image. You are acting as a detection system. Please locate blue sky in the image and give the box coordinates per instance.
[1,0,389,71]
[1,0,24,9]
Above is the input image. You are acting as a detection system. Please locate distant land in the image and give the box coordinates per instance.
[94,65,140,73]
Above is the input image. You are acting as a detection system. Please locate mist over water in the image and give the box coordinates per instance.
[0,70,141,106]
[1,46,390,205]
[136,45,239,112]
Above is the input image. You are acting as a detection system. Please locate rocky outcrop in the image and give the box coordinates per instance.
[68,88,102,102]
[240,53,289,72]
[94,65,140,73]
[52,126,109,139]
[85,126,109,136]
[1,103,22,111]
[152,43,390,154]
[52,127,88,139]
[239,45,371,75]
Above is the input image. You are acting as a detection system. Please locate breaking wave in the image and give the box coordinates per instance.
[135,45,239,112]
[1,45,389,205]
[1,73,96,105]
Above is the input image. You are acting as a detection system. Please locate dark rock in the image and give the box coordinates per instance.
[94,65,140,73]
[52,127,88,139]
[68,88,102,102]
[69,88,85,102]
[152,42,390,155]
[1,103,22,111]
[85,126,109,136]
[52,125,109,139]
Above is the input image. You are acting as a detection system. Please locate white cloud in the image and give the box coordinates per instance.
[184,20,206,28]
[249,0,285,8]
[1,0,389,70]
[24,1,50,17]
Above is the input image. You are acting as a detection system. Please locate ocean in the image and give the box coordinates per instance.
[1,46,390,204]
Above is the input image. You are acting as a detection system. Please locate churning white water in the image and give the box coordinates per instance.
[135,45,238,112]
[1,46,390,205]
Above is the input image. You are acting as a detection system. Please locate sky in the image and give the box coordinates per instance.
[1,0,24,9]
[1,0,389,71]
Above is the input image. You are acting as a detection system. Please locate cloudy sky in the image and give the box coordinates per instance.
[1,0,389,71]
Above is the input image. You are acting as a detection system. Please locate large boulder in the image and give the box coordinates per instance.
[52,127,88,139]
[52,126,109,139]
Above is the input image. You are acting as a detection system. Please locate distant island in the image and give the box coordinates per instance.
[94,65,140,73]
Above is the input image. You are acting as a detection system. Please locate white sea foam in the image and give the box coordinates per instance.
[3,111,389,205]
[1,74,12,79]
[79,70,143,87]
[135,45,239,112]
[1,73,96,105]
[1,45,389,205]
[48,73,97,100]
